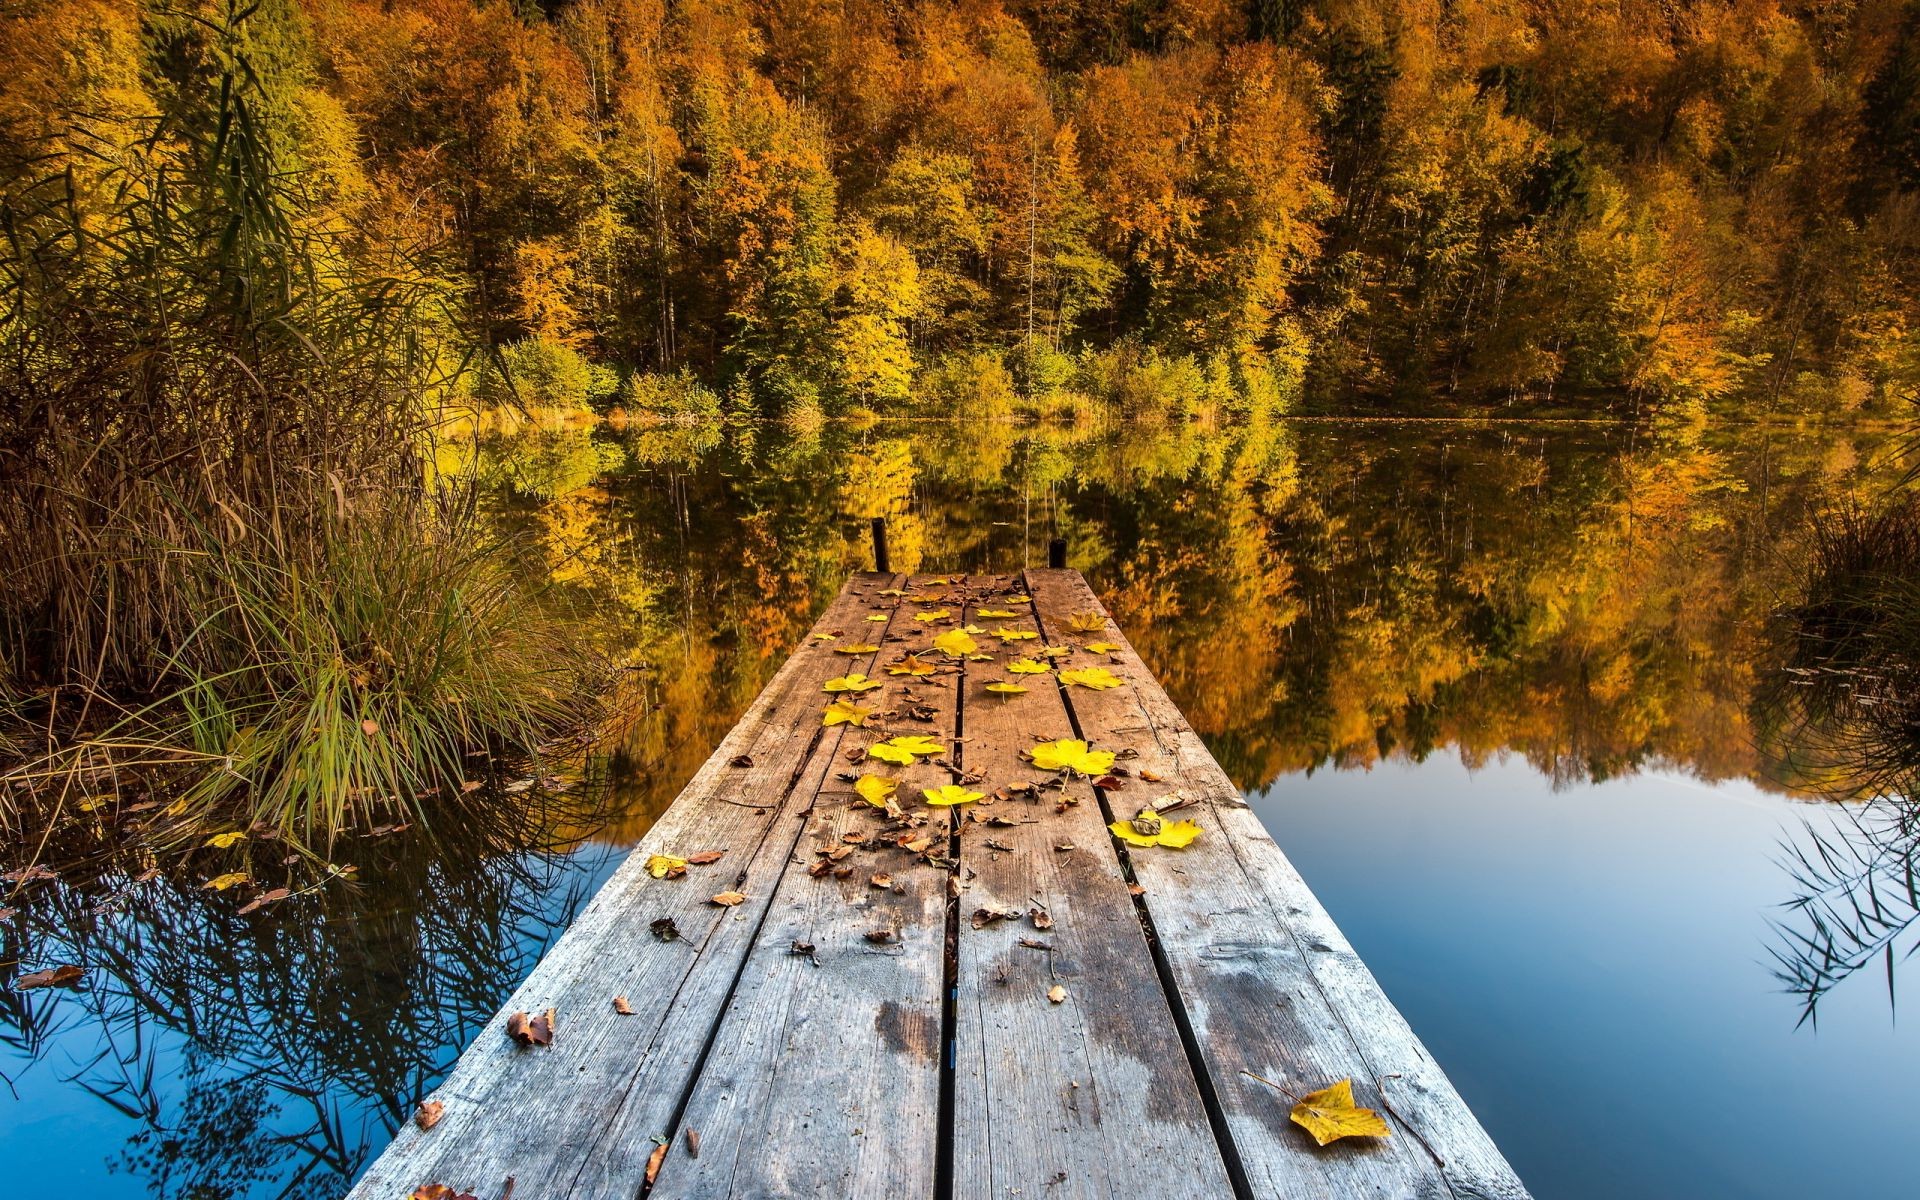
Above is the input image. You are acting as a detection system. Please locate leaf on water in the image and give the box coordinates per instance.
[414,1100,445,1131]
[931,629,978,657]
[686,850,727,864]
[202,872,250,891]
[505,1008,556,1047]
[923,784,984,807]
[914,608,950,622]
[854,774,898,806]
[824,672,883,693]
[835,643,881,654]
[1007,658,1051,674]
[1047,984,1067,1004]
[1029,739,1116,776]
[613,995,635,1015]
[1086,641,1121,654]
[993,627,1038,641]
[204,831,246,849]
[984,681,1028,695]
[1289,1079,1391,1146]
[823,699,875,728]
[976,608,1018,618]
[1066,611,1106,633]
[646,854,688,879]
[1059,666,1123,689]
[887,654,937,676]
[711,891,747,906]
[868,735,945,765]
[15,964,84,990]
[236,887,290,915]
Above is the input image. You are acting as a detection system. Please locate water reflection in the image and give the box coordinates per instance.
[2,416,1910,1196]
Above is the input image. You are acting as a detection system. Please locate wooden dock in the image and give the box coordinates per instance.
[350,570,1529,1200]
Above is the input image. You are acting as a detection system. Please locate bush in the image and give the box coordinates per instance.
[476,337,595,415]
[623,370,723,423]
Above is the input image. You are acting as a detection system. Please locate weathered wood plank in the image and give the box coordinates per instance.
[346,573,904,1200]
[630,575,960,1198]
[951,580,1235,1200]
[1023,568,1531,1200]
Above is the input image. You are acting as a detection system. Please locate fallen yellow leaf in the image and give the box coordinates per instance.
[865,613,889,622]
[812,633,837,641]
[961,623,987,634]
[853,774,898,806]
[1037,644,1074,659]
[868,735,945,765]
[824,673,882,693]
[887,654,937,676]
[1289,1079,1391,1146]
[1047,984,1067,1004]
[994,627,1038,641]
[202,872,250,891]
[985,681,1028,696]
[1066,611,1106,633]
[836,643,881,654]
[932,629,978,657]
[976,609,1018,619]
[1107,808,1202,848]
[923,784,984,806]
[711,891,747,907]
[823,699,874,727]
[1007,658,1052,674]
[915,608,950,622]
[1086,641,1121,654]
[1060,666,1123,689]
[1030,739,1115,776]
[646,854,688,879]
[204,831,247,849]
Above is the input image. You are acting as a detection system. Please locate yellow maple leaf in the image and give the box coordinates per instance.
[853,774,898,806]
[202,872,250,891]
[1066,611,1106,633]
[645,854,688,878]
[1029,739,1115,776]
[932,629,978,657]
[1107,809,1202,848]
[824,673,882,693]
[1037,644,1075,659]
[985,681,1028,696]
[976,609,1018,619]
[823,699,874,728]
[836,643,880,654]
[961,624,987,634]
[994,627,1038,641]
[1060,666,1122,689]
[1007,658,1052,674]
[887,654,937,676]
[923,784,983,806]
[1086,641,1121,654]
[865,613,888,622]
[204,831,247,849]
[915,608,950,622]
[1006,595,1032,604]
[877,588,907,597]
[811,633,837,641]
[1289,1080,1391,1146]
[868,735,945,765]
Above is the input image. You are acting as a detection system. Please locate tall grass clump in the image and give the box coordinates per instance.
[0,5,600,844]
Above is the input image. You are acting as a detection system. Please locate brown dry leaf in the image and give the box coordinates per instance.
[686,850,727,865]
[1140,770,1165,783]
[15,964,84,990]
[865,928,896,944]
[505,1009,556,1047]
[646,1141,668,1186]
[1029,905,1055,930]
[613,995,634,1015]
[1128,884,1146,896]
[409,1186,477,1200]
[970,906,1021,929]
[687,1127,702,1158]
[711,891,747,907]
[414,1100,445,1131]
[0,908,17,921]
[728,754,754,768]
[1047,984,1067,1004]
[236,887,291,916]
[870,874,893,888]
[650,916,681,941]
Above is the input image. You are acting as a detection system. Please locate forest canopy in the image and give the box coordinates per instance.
[5,0,1920,421]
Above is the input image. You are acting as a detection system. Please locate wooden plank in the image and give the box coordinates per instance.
[950,580,1236,1199]
[1022,568,1530,1200]
[346,573,905,1200]
[617,574,961,1198]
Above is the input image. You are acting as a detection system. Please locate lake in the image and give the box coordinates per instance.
[3,416,1914,1198]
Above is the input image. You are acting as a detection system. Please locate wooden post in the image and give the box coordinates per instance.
[871,517,891,573]
[1047,536,1066,569]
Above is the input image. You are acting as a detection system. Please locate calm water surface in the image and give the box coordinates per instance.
[3,418,1913,1197]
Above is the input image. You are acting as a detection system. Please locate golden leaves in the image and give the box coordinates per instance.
[1037,644,1074,659]
[1029,739,1115,776]
[711,891,747,906]
[976,608,1018,618]
[1060,666,1123,689]
[1007,658,1052,674]
[887,654,938,676]
[823,699,875,727]
[202,872,250,891]
[984,681,1028,696]
[835,643,880,654]
[854,774,898,806]
[864,613,889,622]
[923,784,984,806]
[1108,807,1201,848]
[203,831,246,849]
[645,854,688,878]
[932,629,979,657]
[824,673,882,693]
[993,627,1038,641]
[1066,611,1107,633]
[1289,1079,1391,1146]
[914,608,950,622]
[1085,641,1121,654]
[868,735,945,765]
